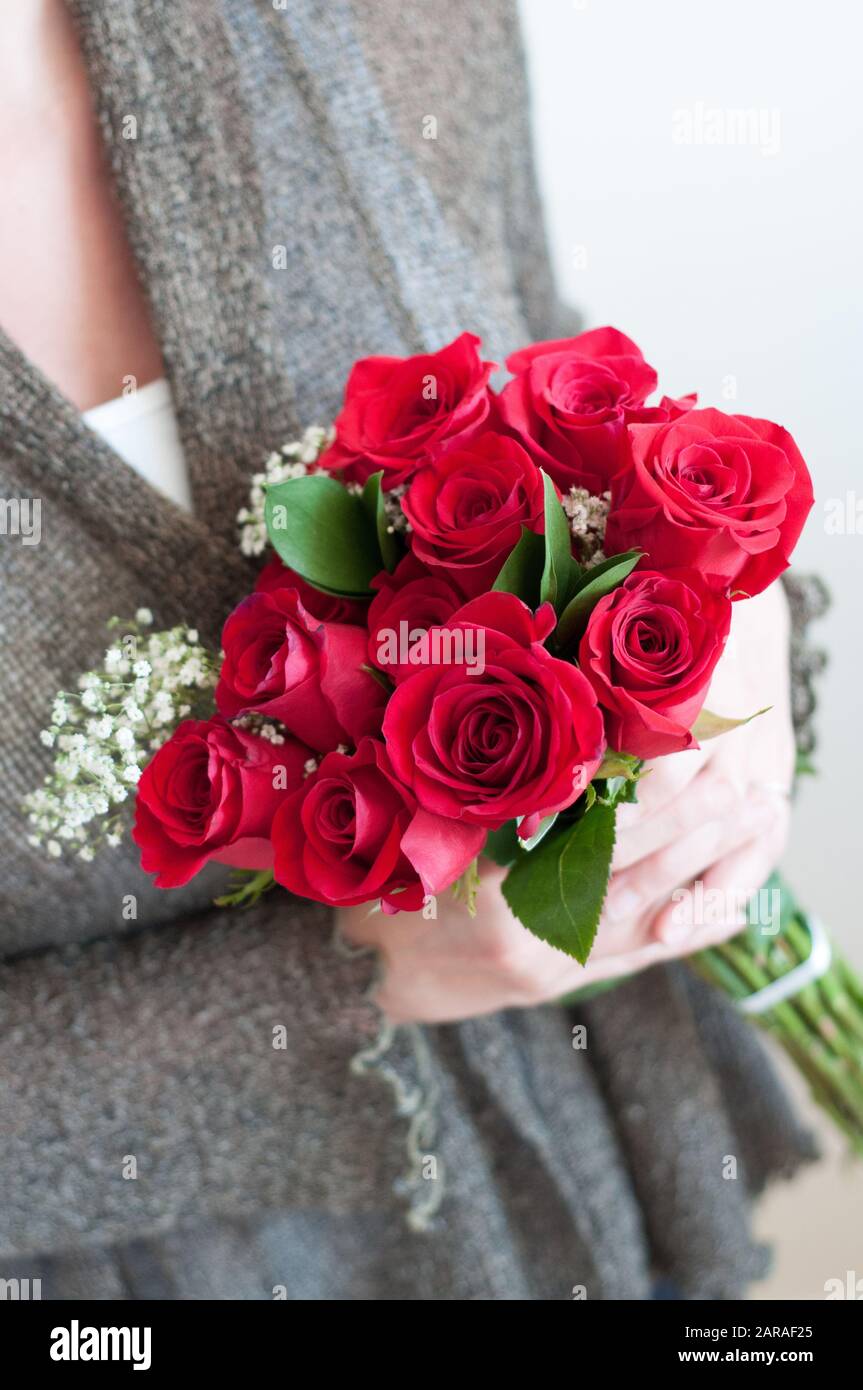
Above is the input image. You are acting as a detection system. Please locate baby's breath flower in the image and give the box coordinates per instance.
[561,487,611,563]
[586,548,608,569]
[24,619,218,861]
[237,425,334,557]
[231,712,287,745]
[381,483,411,536]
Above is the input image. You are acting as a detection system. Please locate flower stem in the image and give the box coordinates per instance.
[694,885,863,1156]
[214,868,276,909]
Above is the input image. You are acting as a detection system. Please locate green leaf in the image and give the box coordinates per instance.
[492,527,545,605]
[501,802,616,964]
[361,471,400,574]
[265,474,381,596]
[592,752,645,810]
[554,550,643,651]
[691,705,771,741]
[596,749,643,781]
[597,775,641,809]
[493,475,581,616]
[482,820,522,868]
[540,472,579,611]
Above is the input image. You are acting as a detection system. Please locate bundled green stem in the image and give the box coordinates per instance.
[693,875,863,1156]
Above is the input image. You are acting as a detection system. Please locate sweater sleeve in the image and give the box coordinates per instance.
[781,571,830,763]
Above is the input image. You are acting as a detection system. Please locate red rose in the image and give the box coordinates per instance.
[498,326,659,492]
[255,556,368,624]
[215,588,386,752]
[638,392,698,423]
[319,332,496,488]
[383,591,606,838]
[367,552,466,685]
[133,718,308,888]
[605,408,814,596]
[579,569,732,759]
[401,432,544,592]
[272,737,478,910]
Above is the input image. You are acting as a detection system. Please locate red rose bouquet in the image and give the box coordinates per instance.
[27,328,863,1152]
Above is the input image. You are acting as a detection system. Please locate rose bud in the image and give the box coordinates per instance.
[498,326,660,493]
[215,588,387,752]
[133,718,309,888]
[383,591,606,838]
[401,432,545,594]
[605,407,815,597]
[579,569,733,759]
[318,332,496,488]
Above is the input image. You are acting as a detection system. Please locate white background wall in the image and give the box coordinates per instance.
[518,0,862,1298]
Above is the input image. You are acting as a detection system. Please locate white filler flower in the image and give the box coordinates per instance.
[24,614,217,860]
[236,425,333,557]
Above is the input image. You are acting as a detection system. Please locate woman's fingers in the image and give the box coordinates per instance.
[615,743,710,840]
[584,807,790,988]
[612,763,737,872]
[649,795,790,947]
[596,790,780,958]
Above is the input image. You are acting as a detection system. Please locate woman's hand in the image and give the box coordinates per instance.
[338,585,795,1024]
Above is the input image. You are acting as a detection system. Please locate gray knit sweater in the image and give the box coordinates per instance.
[0,0,817,1300]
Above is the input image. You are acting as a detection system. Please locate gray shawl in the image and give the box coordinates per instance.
[0,0,817,1299]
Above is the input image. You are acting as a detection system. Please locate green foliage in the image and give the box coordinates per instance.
[361,471,400,573]
[540,472,580,611]
[492,527,546,606]
[691,705,770,740]
[264,474,382,595]
[502,802,617,963]
[553,550,643,652]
